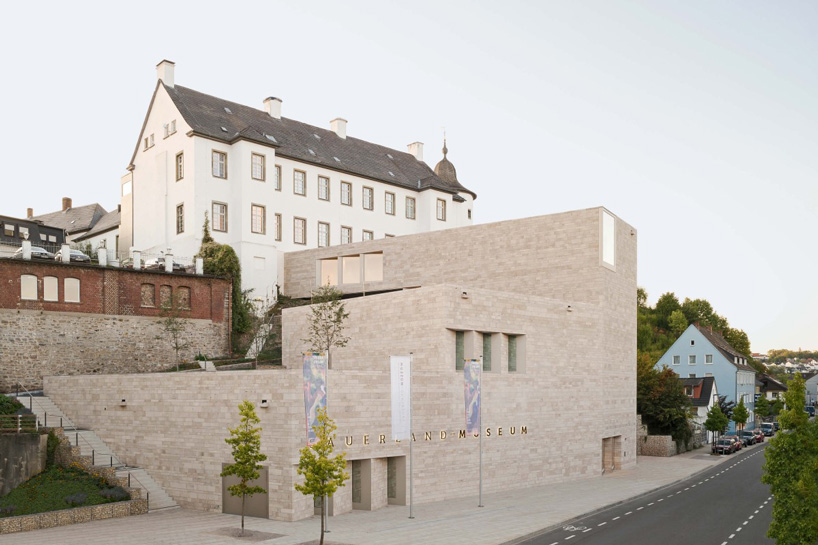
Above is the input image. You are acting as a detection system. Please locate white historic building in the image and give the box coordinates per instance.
[120,60,476,298]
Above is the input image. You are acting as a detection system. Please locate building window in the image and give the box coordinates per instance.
[672,355,680,365]
[362,230,373,241]
[212,150,227,179]
[364,252,383,282]
[705,354,713,364]
[406,197,416,219]
[684,385,694,396]
[341,182,352,206]
[177,286,191,310]
[20,274,37,300]
[455,331,465,371]
[385,192,395,215]
[251,204,266,234]
[169,120,176,135]
[318,222,329,247]
[144,134,154,150]
[482,333,492,371]
[436,198,446,221]
[363,187,374,210]
[64,278,80,303]
[140,284,155,308]
[274,165,281,190]
[251,153,266,181]
[175,152,184,181]
[508,335,518,372]
[601,210,616,267]
[689,355,697,365]
[44,276,58,302]
[176,204,184,234]
[468,209,472,220]
[274,213,282,241]
[294,170,306,195]
[318,176,330,201]
[342,255,360,283]
[122,180,132,196]
[319,258,338,286]
[212,202,227,232]
[690,340,695,346]
[3,223,13,237]
[341,226,352,244]
[294,217,306,244]
[18,227,28,239]
[159,285,172,309]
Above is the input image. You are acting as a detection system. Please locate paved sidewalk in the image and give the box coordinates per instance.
[2,446,744,545]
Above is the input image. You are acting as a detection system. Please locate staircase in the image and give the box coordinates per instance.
[12,392,178,511]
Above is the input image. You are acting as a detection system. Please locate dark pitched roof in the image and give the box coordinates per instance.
[694,324,756,372]
[159,84,476,199]
[680,376,715,407]
[32,203,107,235]
[74,209,120,241]
[758,374,787,392]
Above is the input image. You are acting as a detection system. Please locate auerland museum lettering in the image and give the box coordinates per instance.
[44,208,637,522]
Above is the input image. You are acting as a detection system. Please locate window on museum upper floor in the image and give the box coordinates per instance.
[251,204,266,235]
[212,150,227,178]
[455,330,465,371]
[175,152,184,181]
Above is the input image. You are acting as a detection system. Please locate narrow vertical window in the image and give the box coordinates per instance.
[436,198,446,221]
[341,182,352,205]
[455,331,464,371]
[601,210,616,267]
[274,213,282,241]
[294,217,306,244]
[20,274,37,300]
[318,222,330,247]
[405,196,416,219]
[508,335,517,372]
[341,226,352,244]
[212,202,228,232]
[274,165,282,191]
[482,333,492,371]
[294,170,306,195]
[212,150,227,178]
[363,187,373,210]
[385,192,395,215]
[175,152,184,181]
[176,204,184,234]
[251,204,266,234]
[64,278,80,303]
[43,276,58,302]
[318,176,330,201]
[251,153,266,181]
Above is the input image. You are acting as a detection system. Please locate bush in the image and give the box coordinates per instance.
[99,486,130,502]
[0,394,23,416]
[64,492,88,507]
[0,506,15,516]
[46,430,60,467]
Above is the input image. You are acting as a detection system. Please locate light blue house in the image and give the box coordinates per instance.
[804,372,818,406]
[656,324,756,432]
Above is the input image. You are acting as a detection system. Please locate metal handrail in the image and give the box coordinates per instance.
[126,471,151,510]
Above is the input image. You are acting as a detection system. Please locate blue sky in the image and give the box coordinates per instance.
[1,1,815,352]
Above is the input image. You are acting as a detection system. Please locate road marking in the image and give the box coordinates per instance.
[737,527,743,532]
[625,511,632,515]
[754,510,759,514]
[667,495,673,498]
[698,481,703,485]
[729,534,735,539]
[583,529,592,533]
[749,515,754,520]
[598,522,607,527]
[657,498,663,502]
[550,542,558,545]
[685,488,690,491]
[565,536,575,540]
[648,502,654,506]
[637,507,644,511]
[743,521,748,525]
[612,516,620,521]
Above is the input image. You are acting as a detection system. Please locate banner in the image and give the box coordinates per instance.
[390,355,411,440]
[302,352,328,445]
[464,359,481,435]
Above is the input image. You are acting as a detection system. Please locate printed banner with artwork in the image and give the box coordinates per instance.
[390,355,411,440]
[464,359,481,435]
[302,352,328,445]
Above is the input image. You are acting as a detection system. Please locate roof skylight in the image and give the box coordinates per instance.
[220,126,228,132]
[308,149,316,156]
[387,153,393,159]
[333,157,341,162]
[388,171,395,177]
[264,134,278,143]
[313,134,321,140]
[224,107,232,114]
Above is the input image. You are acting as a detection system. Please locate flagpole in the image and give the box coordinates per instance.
[479,355,483,508]
[324,350,330,533]
[409,352,415,519]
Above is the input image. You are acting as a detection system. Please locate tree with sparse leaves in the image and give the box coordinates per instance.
[302,284,349,366]
[295,407,349,545]
[732,398,749,431]
[763,374,818,544]
[704,404,728,447]
[221,401,268,537]
[159,294,190,371]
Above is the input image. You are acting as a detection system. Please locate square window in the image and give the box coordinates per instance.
[341,182,352,206]
[363,187,373,210]
[689,355,697,365]
[251,204,266,234]
[318,176,330,201]
[176,204,184,234]
[705,354,713,364]
[212,202,227,232]
[274,213,282,241]
[318,222,329,247]
[212,150,227,178]
[362,230,373,241]
[274,165,282,190]
[294,170,306,195]
[436,198,446,221]
[3,224,13,237]
[294,217,306,244]
[385,192,395,215]
[175,152,184,181]
[672,355,680,365]
[405,197,416,219]
[251,153,266,181]
[341,226,352,244]
[64,278,80,303]
[319,258,338,286]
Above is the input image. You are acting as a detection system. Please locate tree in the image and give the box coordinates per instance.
[704,404,728,447]
[732,398,749,431]
[302,284,350,366]
[654,292,681,331]
[201,211,214,244]
[246,294,277,367]
[637,287,648,308]
[755,396,771,420]
[763,374,818,544]
[637,366,692,445]
[221,401,268,537]
[295,408,349,545]
[717,395,736,423]
[771,398,784,417]
[668,309,688,337]
[159,294,190,371]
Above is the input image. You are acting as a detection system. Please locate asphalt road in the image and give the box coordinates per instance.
[515,442,774,545]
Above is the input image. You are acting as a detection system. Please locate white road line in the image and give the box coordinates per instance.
[749,515,754,520]
[698,481,703,484]
[685,487,690,491]
[550,542,558,545]
[598,522,607,527]
[743,521,748,525]
[583,529,592,533]
[729,533,735,539]
[612,516,620,521]
[754,510,759,514]
[625,511,632,515]
[657,499,663,502]
[565,536,575,541]
[637,507,644,511]
[648,502,654,506]
[737,527,743,532]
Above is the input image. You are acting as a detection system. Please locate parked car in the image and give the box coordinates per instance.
[805,406,816,418]
[12,246,55,260]
[144,257,185,272]
[738,430,757,446]
[761,422,775,436]
[121,257,145,269]
[723,434,743,450]
[712,438,736,455]
[751,429,765,443]
[54,249,91,263]
[773,422,781,432]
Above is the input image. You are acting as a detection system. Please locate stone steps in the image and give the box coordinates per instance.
[116,468,178,511]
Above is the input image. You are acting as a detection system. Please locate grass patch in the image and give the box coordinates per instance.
[0,465,130,518]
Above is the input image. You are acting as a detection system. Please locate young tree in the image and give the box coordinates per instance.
[755,396,770,421]
[763,374,818,544]
[637,366,692,445]
[221,401,268,537]
[732,398,749,431]
[704,404,728,448]
[159,295,190,371]
[302,284,350,366]
[668,309,688,337]
[771,398,784,417]
[295,407,349,545]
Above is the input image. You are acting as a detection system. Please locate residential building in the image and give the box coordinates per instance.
[656,323,756,431]
[120,60,476,299]
[803,371,818,406]
[30,197,108,244]
[757,374,787,403]
[680,376,719,442]
[0,214,65,257]
[74,206,121,257]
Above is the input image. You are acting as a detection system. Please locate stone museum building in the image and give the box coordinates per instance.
[45,206,637,521]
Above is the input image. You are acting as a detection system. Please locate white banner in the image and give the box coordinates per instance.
[390,355,412,440]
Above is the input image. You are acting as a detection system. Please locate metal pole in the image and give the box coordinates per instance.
[479,355,483,508]
[324,350,330,534]
[409,352,414,519]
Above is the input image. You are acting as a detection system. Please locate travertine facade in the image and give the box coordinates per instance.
[45,207,637,522]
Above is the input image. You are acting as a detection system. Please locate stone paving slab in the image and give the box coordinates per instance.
[0,447,740,545]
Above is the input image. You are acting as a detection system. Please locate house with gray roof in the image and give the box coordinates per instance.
[657,323,756,432]
[120,60,477,298]
[31,198,108,243]
[680,375,719,442]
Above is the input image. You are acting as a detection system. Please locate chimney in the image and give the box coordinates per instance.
[62,197,72,211]
[407,142,424,161]
[156,59,175,88]
[26,208,33,219]
[263,97,282,119]
[330,118,347,139]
